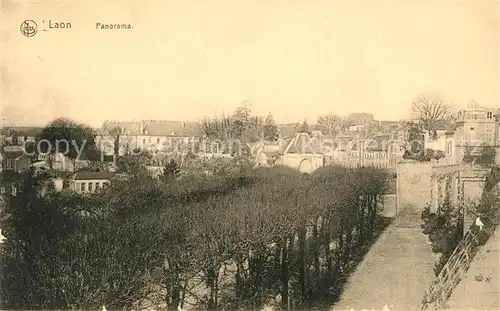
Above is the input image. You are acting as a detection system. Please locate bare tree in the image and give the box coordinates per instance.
[317,113,342,137]
[412,92,453,139]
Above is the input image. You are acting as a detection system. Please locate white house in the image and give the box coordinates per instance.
[70,171,115,194]
[425,132,448,153]
[277,132,324,174]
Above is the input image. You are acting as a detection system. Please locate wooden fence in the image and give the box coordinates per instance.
[420,222,496,310]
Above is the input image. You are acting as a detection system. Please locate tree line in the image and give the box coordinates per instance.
[0,164,390,310]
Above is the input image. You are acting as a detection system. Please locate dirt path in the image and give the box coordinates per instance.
[331,224,438,311]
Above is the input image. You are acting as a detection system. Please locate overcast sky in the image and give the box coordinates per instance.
[1,0,499,128]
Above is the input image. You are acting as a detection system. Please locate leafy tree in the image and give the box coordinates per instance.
[296,120,309,134]
[262,112,279,141]
[162,159,181,181]
[403,125,426,160]
[463,144,496,165]
[421,200,463,275]
[37,118,97,168]
[116,152,151,174]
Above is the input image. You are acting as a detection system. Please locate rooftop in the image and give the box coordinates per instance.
[72,171,115,180]
[99,120,199,137]
[0,126,41,137]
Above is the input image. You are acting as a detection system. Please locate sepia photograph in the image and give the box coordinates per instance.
[1,0,499,310]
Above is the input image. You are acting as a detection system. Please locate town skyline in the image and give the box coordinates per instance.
[2,0,499,127]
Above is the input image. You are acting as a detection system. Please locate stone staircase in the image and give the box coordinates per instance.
[420,220,497,311]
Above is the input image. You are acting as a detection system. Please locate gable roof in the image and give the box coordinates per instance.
[73,171,115,181]
[278,123,299,138]
[365,135,393,151]
[99,120,199,137]
[100,121,143,136]
[347,113,375,125]
[434,119,449,131]
[284,133,322,154]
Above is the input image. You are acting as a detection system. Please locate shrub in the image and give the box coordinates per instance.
[421,200,463,275]
[1,165,390,310]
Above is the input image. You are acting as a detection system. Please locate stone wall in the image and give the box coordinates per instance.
[396,161,433,214]
[420,166,497,311]
[421,219,498,311]
[430,164,490,235]
[278,153,324,173]
[446,226,500,310]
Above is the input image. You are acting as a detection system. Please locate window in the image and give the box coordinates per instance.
[143,138,146,145]
[88,182,93,193]
[102,182,109,189]
[95,183,101,191]
[487,111,493,119]
[157,138,160,144]
[447,142,452,155]
[81,182,86,192]
[470,127,475,131]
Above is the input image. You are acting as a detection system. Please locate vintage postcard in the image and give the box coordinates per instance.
[1,1,499,310]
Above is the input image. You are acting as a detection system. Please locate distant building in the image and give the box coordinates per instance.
[454,107,499,147]
[431,105,500,165]
[70,171,115,195]
[277,123,300,139]
[96,120,198,157]
[0,126,40,146]
[451,106,500,164]
[277,132,324,174]
[347,113,375,126]
[1,145,31,172]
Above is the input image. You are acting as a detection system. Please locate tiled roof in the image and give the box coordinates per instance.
[278,123,299,138]
[285,133,322,154]
[99,120,199,137]
[365,135,391,151]
[142,120,198,137]
[73,171,115,180]
[0,126,41,137]
[434,119,449,131]
[100,121,143,136]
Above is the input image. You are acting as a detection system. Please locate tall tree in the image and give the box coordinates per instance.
[200,116,232,140]
[37,118,97,169]
[231,101,253,138]
[412,92,453,140]
[317,113,342,137]
[296,120,309,134]
[262,112,279,141]
[108,125,125,160]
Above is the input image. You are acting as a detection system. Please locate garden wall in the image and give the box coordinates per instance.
[397,161,433,214]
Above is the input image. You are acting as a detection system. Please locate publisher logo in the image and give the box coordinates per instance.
[20,20,38,37]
